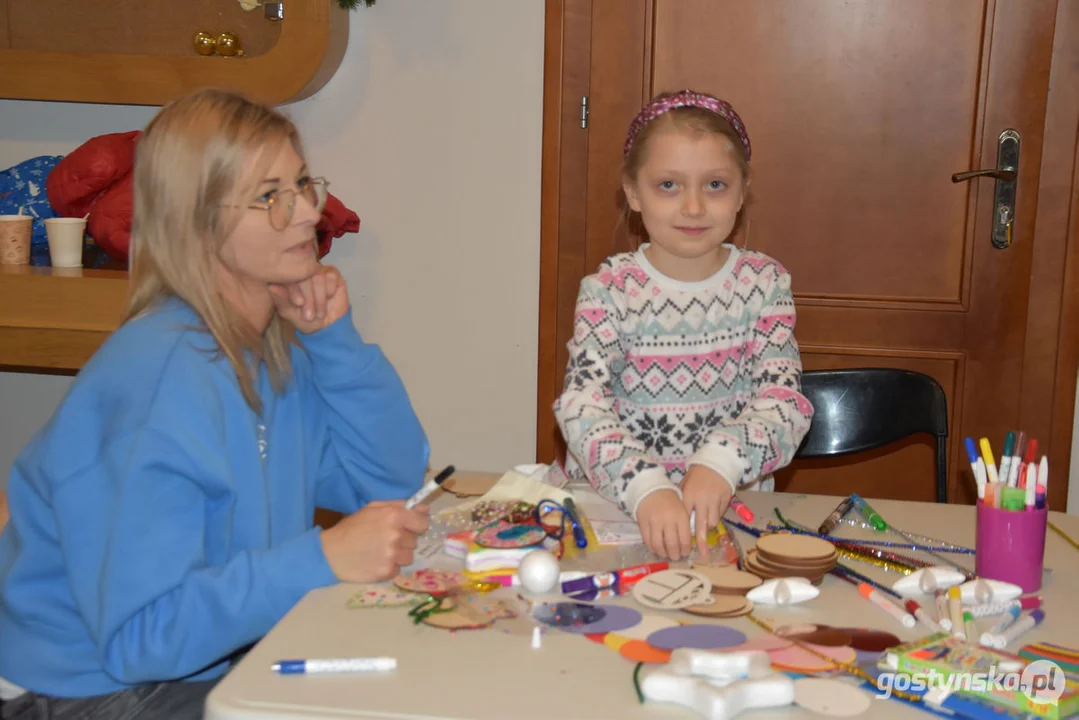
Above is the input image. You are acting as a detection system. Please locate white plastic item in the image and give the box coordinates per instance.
[44,217,86,268]
[640,649,795,720]
[892,566,966,596]
[516,550,561,595]
[746,578,819,606]
[958,578,1022,606]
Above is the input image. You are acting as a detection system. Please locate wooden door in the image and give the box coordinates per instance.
[538,0,1079,508]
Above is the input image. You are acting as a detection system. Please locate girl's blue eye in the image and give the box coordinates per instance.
[256,190,277,204]
[659,180,676,191]
[708,180,727,191]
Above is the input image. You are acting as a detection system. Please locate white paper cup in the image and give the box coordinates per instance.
[0,215,32,266]
[44,217,87,268]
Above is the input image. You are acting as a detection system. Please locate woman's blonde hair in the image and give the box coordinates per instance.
[127,87,302,415]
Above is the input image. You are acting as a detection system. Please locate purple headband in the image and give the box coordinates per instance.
[623,89,751,162]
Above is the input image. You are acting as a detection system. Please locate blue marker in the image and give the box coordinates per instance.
[964,437,979,466]
[561,497,589,548]
[271,657,396,674]
[965,437,987,500]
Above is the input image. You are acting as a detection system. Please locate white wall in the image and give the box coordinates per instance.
[0,0,544,485]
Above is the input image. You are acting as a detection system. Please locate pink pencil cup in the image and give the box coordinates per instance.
[975,501,1047,593]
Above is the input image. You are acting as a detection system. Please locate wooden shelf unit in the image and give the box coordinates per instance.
[0,266,128,372]
[0,0,349,106]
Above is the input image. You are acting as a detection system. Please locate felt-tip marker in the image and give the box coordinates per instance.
[404,465,455,509]
[272,657,396,674]
[729,496,755,523]
[850,493,887,531]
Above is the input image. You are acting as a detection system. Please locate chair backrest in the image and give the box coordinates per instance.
[796,368,948,458]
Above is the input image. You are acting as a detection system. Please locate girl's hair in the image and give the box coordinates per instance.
[621,90,752,243]
[127,87,303,415]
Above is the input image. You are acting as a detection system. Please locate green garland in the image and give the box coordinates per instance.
[338,0,376,8]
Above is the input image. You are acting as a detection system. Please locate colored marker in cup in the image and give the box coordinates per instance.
[979,437,1000,486]
[999,432,1015,489]
[1000,487,1026,511]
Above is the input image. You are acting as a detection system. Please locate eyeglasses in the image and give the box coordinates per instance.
[246,176,330,231]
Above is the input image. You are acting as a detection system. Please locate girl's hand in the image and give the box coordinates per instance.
[636,489,692,560]
[681,466,734,558]
[269,265,350,334]
[320,501,430,583]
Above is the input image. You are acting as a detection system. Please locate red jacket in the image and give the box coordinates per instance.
[47,131,359,262]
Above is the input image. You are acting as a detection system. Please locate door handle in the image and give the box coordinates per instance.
[951,129,1021,249]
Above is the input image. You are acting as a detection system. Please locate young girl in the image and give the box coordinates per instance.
[0,89,430,718]
[554,90,813,561]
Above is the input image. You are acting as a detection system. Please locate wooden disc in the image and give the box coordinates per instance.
[394,569,466,595]
[743,550,826,583]
[683,595,752,617]
[756,547,838,569]
[756,534,837,563]
[421,607,493,630]
[631,570,713,610]
[691,565,763,593]
[752,550,836,574]
[755,558,836,575]
[742,550,786,575]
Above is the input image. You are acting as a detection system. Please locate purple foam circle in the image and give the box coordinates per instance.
[531,602,607,628]
[547,603,644,635]
[646,624,748,651]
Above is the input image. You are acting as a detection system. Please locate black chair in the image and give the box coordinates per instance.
[795,368,949,503]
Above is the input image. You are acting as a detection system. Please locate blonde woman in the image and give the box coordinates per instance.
[0,89,430,718]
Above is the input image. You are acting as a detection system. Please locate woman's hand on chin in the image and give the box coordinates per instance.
[269,265,350,333]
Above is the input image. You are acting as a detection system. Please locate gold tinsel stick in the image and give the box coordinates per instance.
[835,546,917,575]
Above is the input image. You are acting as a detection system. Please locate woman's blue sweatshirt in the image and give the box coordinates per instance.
[0,298,428,696]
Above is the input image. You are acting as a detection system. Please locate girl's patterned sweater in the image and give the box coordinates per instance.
[554,244,814,519]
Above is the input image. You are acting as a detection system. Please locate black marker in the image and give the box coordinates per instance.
[404,465,455,509]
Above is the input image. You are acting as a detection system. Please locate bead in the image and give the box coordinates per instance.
[192,31,217,56]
